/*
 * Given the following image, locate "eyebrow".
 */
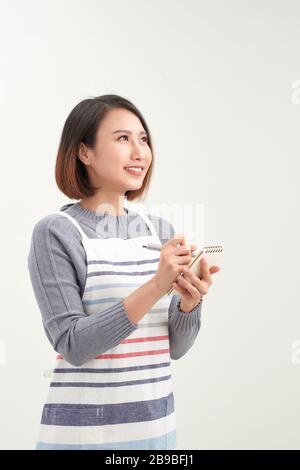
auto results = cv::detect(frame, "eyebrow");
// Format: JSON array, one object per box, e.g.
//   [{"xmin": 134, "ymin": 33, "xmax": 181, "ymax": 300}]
[{"xmin": 112, "ymin": 129, "xmax": 147, "ymax": 136}]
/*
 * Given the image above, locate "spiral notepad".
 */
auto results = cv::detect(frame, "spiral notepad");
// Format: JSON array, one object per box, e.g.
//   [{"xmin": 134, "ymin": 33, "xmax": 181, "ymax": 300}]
[{"xmin": 167, "ymin": 245, "xmax": 223, "ymax": 295}]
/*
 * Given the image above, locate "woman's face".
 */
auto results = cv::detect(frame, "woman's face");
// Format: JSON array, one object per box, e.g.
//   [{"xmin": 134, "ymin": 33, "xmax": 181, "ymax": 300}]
[{"xmin": 82, "ymin": 108, "xmax": 152, "ymax": 195}]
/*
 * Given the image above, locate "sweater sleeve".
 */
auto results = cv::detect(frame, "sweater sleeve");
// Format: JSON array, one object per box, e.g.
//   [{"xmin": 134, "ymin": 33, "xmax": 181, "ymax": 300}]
[
  {"xmin": 27, "ymin": 215, "xmax": 138, "ymax": 367},
  {"xmin": 150, "ymin": 215, "xmax": 202, "ymax": 360}
]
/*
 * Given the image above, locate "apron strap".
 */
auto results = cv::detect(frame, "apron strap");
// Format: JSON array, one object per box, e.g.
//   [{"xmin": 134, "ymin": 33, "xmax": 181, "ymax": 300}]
[
  {"xmin": 133, "ymin": 208, "xmax": 160, "ymax": 240},
  {"xmin": 53, "ymin": 211, "xmax": 89, "ymax": 240},
  {"xmin": 53, "ymin": 207, "xmax": 160, "ymax": 241}
]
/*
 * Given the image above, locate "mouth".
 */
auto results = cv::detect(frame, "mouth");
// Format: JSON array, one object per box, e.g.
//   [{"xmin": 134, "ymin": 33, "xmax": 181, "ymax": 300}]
[{"xmin": 124, "ymin": 166, "xmax": 144, "ymax": 177}]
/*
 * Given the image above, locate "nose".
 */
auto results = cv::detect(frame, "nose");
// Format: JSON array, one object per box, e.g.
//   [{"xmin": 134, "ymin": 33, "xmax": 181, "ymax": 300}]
[
  {"xmin": 130, "ymin": 140, "xmax": 151, "ymax": 164},
  {"xmin": 130, "ymin": 149, "xmax": 147, "ymax": 162},
  {"xmin": 130, "ymin": 156, "xmax": 148, "ymax": 167}
]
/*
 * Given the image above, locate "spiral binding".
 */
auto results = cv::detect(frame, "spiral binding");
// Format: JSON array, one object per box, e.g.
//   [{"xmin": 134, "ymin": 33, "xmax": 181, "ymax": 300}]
[{"xmin": 202, "ymin": 245, "xmax": 223, "ymax": 253}]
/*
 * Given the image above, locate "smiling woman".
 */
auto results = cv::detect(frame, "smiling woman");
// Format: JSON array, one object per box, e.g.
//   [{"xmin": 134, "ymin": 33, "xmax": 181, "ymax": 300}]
[{"xmin": 28, "ymin": 94, "xmax": 204, "ymax": 451}]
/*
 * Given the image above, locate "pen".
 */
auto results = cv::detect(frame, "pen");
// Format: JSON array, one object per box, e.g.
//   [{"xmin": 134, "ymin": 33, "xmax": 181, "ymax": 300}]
[{"xmin": 142, "ymin": 243, "xmax": 197, "ymax": 257}]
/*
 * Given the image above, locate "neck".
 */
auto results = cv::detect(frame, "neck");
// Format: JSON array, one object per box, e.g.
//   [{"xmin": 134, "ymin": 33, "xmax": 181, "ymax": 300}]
[{"xmin": 80, "ymin": 192, "xmax": 127, "ymax": 215}]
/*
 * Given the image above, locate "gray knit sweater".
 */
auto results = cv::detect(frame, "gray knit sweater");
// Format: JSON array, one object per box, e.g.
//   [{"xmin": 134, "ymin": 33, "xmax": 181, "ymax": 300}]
[{"xmin": 27, "ymin": 202, "xmax": 202, "ymax": 366}]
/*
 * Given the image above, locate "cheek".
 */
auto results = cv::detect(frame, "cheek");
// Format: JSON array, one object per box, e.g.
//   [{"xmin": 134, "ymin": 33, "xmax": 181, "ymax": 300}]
[
  {"xmin": 146, "ymin": 156, "xmax": 152, "ymax": 169},
  {"xmin": 94, "ymin": 157, "xmax": 125, "ymax": 179}
]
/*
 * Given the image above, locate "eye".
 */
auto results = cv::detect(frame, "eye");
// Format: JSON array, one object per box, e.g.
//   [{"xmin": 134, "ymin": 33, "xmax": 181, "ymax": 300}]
[{"xmin": 118, "ymin": 135, "xmax": 148, "ymax": 143}]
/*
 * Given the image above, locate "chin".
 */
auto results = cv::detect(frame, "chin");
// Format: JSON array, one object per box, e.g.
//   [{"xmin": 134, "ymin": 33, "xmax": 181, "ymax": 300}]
[
  {"xmin": 126, "ymin": 184, "xmax": 143, "ymax": 192},
  {"xmin": 123, "ymin": 179, "xmax": 144, "ymax": 189}
]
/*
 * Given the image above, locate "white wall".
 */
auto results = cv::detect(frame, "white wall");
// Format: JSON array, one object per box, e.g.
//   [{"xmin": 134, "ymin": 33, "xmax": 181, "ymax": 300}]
[{"xmin": 0, "ymin": 0, "xmax": 299, "ymax": 449}]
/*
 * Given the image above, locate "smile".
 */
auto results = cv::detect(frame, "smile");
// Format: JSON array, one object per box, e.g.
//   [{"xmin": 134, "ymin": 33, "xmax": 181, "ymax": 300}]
[{"xmin": 124, "ymin": 167, "xmax": 144, "ymax": 176}]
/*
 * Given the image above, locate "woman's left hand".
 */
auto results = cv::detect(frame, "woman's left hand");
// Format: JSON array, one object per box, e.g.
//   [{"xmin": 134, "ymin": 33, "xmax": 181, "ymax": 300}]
[{"xmin": 172, "ymin": 257, "xmax": 221, "ymax": 313}]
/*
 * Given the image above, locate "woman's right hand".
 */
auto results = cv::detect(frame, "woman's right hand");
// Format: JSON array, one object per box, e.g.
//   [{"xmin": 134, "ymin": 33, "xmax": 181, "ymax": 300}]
[{"xmin": 152, "ymin": 234, "xmax": 197, "ymax": 295}]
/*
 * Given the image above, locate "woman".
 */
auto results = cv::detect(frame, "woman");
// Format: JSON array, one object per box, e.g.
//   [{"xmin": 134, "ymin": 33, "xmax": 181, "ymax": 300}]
[{"xmin": 28, "ymin": 94, "xmax": 220, "ymax": 450}]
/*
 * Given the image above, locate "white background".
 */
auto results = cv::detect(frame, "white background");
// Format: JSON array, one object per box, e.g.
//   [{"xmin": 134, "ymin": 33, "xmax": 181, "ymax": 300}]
[{"xmin": 0, "ymin": 0, "xmax": 300, "ymax": 449}]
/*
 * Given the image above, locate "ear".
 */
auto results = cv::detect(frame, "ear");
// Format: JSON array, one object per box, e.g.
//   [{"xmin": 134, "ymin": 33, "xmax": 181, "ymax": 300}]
[{"xmin": 78, "ymin": 142, "xmax": 91, "ymax": 166}]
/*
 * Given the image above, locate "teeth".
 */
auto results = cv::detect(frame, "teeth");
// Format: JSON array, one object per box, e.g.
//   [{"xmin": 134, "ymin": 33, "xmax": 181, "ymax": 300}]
[{"xmin": 125, "ymin": 167, "xmax": 142, "ymax": 172}]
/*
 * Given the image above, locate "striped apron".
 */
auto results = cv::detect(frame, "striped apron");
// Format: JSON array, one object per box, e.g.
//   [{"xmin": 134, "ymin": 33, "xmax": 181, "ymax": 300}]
[{"xmin": 36, "ymin": 207, "xmax": 177, "ymax": 450}]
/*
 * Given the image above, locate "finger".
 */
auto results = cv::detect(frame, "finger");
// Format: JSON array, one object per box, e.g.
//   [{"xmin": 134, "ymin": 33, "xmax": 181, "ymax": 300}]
[
  {"xmin": 175, "ymin": 254, "xmax": 193, "ymax": 265},
  {"xmin": 182, "ymin": 270, "xmax": 203, "ymax": 290},
  {"xmin": 182, "ymin": 270, "xmax": 208, "ymax": 295},
  {"xmin": 210, "ymin": 265, "xmax": 221, "ymax": 274},
  {"xmin": 173, "ymin": 245, "xmax": 194, "ymax": 256},
  {"xmin": 177, "ymin": 274, "xmax": 199, "ymax": 298},
  {"xmin": 200, "ymin": 258, "xmax": 212, "ymax": 285},
  {"xmin": 170, "ymin": 233, "xmax": 186, "ymax": 247},
  {"xmin": 171, "ymin": 281, "xmax": 187, "ymax": 295}
]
